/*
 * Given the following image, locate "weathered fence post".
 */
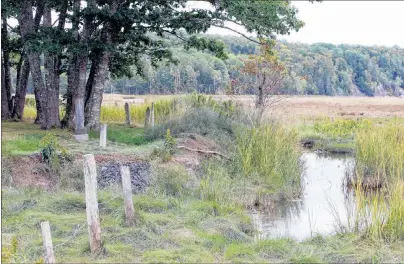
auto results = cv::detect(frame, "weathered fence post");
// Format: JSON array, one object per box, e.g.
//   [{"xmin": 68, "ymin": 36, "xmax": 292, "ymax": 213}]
[
  {"xmin": 41, "ymin": 221, "xmax": 56, "ymax": 264},
  {"xmin": 124, "ymin": 103, "xmax": 131, "ymax": 125},
  {"xmin": 83, "ymin": 154, "xmax": 102, "ymax": 256},
  {"xmin": 100, "ymin": 124, "xmax": 107, "ymax": 148},
  {"xmin": 121, "ymin": 166, "xmax": 136, "ymax": 226},
  {"xmin": 151, "ymin": 102, "xmax": 155, "ymax": 128},
  {"xmin": 74, "ymin": 98, "xmax": 88, "ymax": 142},
  {"xmin": 145, "ymin": 107, "xmax": 150, "ymax": 127}
]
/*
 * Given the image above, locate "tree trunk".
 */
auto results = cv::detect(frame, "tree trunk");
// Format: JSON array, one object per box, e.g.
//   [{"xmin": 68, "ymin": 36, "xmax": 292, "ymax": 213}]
[
  {"xmin": 32, "ymin": 2, "xmax": 45, "ymax": 124},
  {"xmin": 63, "ymin": 0, "xmax": 94, "ymax": 129},
  {"xmin": 2, "ymin": 16, "xmax": 12, "ymax": 114},
  {"xmin": 1, "ymin": 53, "xmax": 11, "ymax": 120},
  {"xmin": 42, "ymin": 6, "xmax": 60, "ymax": 128},
  {"xmin": 12, "ymin": 56, "xmax": 30, "ymax": 120},
  {"xmin": 18, "ymin": 0, "xmax": 49, "ymax": 129},
  {"xmin": 85, "ymin": 53, "xmax": 110, "ymax": 130},
  {"xmin": 84, "ymin": 1, "xmax": 118, "ymax": 130}
]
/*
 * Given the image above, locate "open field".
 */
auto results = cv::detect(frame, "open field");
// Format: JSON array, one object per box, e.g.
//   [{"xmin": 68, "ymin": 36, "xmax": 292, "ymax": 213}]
[{"xmin": 100, "ymin": 94, "xmax": 404, "ymax": 118}]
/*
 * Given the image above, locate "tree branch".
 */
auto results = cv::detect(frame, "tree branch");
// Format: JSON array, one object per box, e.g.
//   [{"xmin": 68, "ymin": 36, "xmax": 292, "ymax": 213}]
[
  {"xmin": 211, "ymin": 24, "xmax": 260, "ymax": 44},
  {"xmin": 177, "ymin": 145, "xmax": 230, "ymax": 159}
]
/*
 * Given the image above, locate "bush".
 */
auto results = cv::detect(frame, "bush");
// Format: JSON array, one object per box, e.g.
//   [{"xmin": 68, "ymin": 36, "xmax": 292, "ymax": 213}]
[{"xmin": 145, "ymin": 106, "xmax": 235, "ymax": 142}]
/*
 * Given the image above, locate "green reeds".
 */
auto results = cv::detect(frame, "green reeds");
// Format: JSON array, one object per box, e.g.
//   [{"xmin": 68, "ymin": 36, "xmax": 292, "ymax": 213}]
[
  {"xmin": 235, "ymin": 124, "xmax": 301, "ymax": 196},
  {"xmin": 352, "ymin": 121, "xmax": 404, "ymax": 241}
]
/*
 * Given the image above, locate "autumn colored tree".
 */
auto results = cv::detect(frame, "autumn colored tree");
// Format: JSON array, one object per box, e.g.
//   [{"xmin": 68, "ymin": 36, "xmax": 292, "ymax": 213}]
[{"xmin": 239, "ymin": 41, "xmax": 288, "ymax": 121}]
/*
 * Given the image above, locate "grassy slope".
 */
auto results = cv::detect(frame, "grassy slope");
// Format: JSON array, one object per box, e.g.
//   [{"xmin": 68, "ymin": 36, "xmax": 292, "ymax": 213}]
[
  {"xmin": 2, "ymin": 120, "xmax": 404, "ymax": 263},
  {"xmin": 3, "ymin": 187, "xmax": 404, "ymax": 263}
]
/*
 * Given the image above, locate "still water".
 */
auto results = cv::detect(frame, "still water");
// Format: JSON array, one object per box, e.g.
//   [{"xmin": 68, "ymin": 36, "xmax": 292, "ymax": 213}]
[{"xmin": 252, "ymin": 152, "xmax": 355, "ymax": 241}]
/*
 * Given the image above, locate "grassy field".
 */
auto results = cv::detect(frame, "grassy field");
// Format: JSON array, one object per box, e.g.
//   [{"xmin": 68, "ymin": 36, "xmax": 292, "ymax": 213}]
[{"xmin": 2, "ymin": 94, "xmax": 404, "ymax": 263}]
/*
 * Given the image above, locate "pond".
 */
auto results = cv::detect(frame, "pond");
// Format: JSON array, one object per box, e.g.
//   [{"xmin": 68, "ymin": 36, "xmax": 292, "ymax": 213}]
[{"xmin": 252, "ymin": 152, "xmax": 356, "ymax": 241}]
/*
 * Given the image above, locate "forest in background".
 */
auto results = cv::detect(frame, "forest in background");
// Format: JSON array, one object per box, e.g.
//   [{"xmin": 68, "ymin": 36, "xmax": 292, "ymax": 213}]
[
  {"xmin": 10, "ymin": 34, "xmax": 404, "ymax": 97},
  {"xmin": 101, "ymin": 35, "xmax": 404, "ymax": 97}
]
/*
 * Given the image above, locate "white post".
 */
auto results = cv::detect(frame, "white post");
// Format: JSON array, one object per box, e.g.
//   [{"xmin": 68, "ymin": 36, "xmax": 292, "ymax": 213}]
[
  {"xmin": 41, "ymin": 221, "xmax": 56, "ymax": 264},
  {"xmin": 121, "ymin": 166, "xmax": 136, "ymax": 226},
  {"xmin": 83, "ymin": 154, "xmax": 102, "ymax": 255},
  {"xmin": 99, "ymin": 124, "xmax": 107, "ymax": 148}
]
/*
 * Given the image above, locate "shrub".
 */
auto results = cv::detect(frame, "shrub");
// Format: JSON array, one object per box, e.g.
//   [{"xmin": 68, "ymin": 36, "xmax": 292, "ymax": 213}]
[{"xmin": 39, "ymin": 133, "xmax": 71, "ymax": 173}]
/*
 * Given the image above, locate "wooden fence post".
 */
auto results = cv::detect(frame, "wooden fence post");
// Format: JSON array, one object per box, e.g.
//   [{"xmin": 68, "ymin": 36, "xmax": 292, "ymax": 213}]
[
  {"xmin": 124, "ymin": 103, "xmax": 131, "ymax": 125},
  {"xmin": 121, "ymin": 166, "xmax": 136, "ymax": 226},
  {"xmin": 145, "ymin": 107, "xmax": 150, "ymax": 127},
  {"xmin": 83, "ymin": 154, "xmax": 102, "ymax": 256},
  {"xmin": 151, "ymin": 102, "xmax": 155, "ymax": 128},
  {"xmin": 100, "ymin": 124, "xmax": 107, "ymax": 148},
  {"xmin": 40, "ymin": 221, "xmax": 56, "ymax": 264}
]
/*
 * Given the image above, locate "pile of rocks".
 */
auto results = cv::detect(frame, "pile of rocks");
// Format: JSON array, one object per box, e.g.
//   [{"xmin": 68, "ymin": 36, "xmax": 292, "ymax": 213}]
[{"xmin": 98, "ymin": 161, "xmax": 151, "ymax": 193}]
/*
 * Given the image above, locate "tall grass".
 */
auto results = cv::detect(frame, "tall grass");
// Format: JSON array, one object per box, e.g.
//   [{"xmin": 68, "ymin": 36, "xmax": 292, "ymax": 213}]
[
  {"xmin": 313, "ymin": 117, "xmax": 372, "ymax": 138},
  {"xmin": 22, "ymin": 99, "xmax": 177, "ymax": 124},
  {"xmin": 100, "ymin": 99, "xmax": 176, "ymax": 125},
  {"xmin": 355, "ymin": 122, "xmax": 404, "ymax": 184},
  {"xmin": 352, "ymin": 122, "xmax": 404, "ymax": 241},
  {"xmin": 235, "ymin": 124, "xmax": 301, "ymax": 197}
]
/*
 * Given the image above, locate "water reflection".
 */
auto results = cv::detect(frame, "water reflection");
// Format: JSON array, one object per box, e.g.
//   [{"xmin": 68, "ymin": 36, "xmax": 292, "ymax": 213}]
[{"xmin": 252, "ymin": 152, "xmax": 355, "ymax": 241}]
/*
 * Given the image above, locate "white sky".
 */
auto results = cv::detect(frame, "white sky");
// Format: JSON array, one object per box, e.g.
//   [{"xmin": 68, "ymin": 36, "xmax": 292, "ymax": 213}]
[{"xmin": 195, "ymin": 1, "xmax": 404, "ymax": 48}]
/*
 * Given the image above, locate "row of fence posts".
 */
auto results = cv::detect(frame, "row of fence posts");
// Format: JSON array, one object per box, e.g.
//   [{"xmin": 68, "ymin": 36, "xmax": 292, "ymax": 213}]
[
  {"xmin": 97, "ymin": 102, "xmax": 155, "ymax": 149},
  {"xmin": 41, "ymin": 102, "xmax": 156, "ymax": 262},
  {"xmin": 124, "ymin": 102, "xmax": 155, "ymax": 127},
  {"xmin": 40, "ymin": 154, "xmax": 136, "ymax": 263}
]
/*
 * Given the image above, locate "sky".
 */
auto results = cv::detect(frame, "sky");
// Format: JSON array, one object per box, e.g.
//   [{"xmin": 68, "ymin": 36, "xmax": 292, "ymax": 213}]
[{"xmin": 190, "ymin": 1, "xmax": 404, "ymax": 48}]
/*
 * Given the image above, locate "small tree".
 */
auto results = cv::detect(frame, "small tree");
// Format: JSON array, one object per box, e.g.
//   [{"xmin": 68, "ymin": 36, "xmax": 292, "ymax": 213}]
[{"xmin": 239, "ymin": 41, "xmax": 288, "ymax": 122}]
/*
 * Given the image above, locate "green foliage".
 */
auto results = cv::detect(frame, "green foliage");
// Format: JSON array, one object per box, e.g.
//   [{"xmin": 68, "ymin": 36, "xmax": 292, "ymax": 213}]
[
  {"xmin": 106, "ymin": 37, "xmax": 404, "ymax": 96},
  {"xmin": 1, "ymin": 236, "xmax": 18, "ymax": 263},
  {"xmin": 163, "ymin": 129, "xmax": 176, "ymax": 156},
  {"xmin": 39, "ymin": 133, "xmax": 70, "ymax": 173}
]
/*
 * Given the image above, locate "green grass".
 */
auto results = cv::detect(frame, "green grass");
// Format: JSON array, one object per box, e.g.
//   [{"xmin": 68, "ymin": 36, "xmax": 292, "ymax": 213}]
[
  {"xmin": 3, "ymin": 186, "xmax": 404, "ymax": 263},
  {"xmin": 89, "ymin": 124, "xmax": 148, "ymax": 145},
  {"xmin": 350, "ymin": 122, "xmax": 404, "ymax": 242},
  {"xmin": 235, "ymin": 124, "xmax": 301, "ymax": 197}
]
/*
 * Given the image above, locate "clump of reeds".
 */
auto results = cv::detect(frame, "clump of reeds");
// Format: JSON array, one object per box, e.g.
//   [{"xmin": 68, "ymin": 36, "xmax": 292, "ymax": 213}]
[
  {"xmin": 235, "ymin": 124, "xmax": 301, "ymax": 197},
  {"xmin": 351, "ymin": 121, "xmax": 404, "ymax": 241}
]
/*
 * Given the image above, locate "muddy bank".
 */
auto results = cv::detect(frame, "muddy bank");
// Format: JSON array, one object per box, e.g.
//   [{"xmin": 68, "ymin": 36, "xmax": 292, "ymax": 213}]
[{"xmin": 1, "ymin": 153, "xmax": 151, "ymax": 192}]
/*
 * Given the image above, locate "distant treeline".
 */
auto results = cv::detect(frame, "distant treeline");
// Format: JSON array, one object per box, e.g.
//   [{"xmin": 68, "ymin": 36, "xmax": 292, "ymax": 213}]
[{"xmin": 20, "ymin": 35, "xmax": 404, "ymax": 97}]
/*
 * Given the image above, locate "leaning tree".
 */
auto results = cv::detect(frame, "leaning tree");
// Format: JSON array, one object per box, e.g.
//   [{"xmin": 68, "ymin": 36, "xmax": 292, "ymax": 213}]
[{"xmin": 2, "ymin": 0, "xmax": 311, "ymax": 129}]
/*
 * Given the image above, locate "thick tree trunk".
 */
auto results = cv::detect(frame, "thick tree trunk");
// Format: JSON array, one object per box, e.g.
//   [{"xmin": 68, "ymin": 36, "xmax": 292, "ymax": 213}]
[
  {"xmin": 84, "ymin": 1, "xmax": 118, "ymax": 129},
  {"xmin": 63, "ymin": 55, "xmax": 79, "ymax": 128},
  {"xmin": 63, "ymin": 0, "xmax": 94, "ymax": 129},
  {"xmin": 2, "ymin": 17, "xmax": 13, "ymax": 114},
  {"xmin": 85, "ymin": 52, "xmax": 110, "ymax": 129},
  {"xmin": 1, "ymin": 53, "xmax": 11, "ymax": 120},
  {"xmin": 12, "ymin": 56, "xmax": 30, "ymax": 120},
  {"xmin": 18, "ymin": 0, "xmax": 49, "ymax": 129},
  {"xmin": 32, "ymin": 2, "xmax": 45, "ymax": 124},
  {"xmin": 43, "ymin": 6, "xmax": 60, "ymax": 128}
]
